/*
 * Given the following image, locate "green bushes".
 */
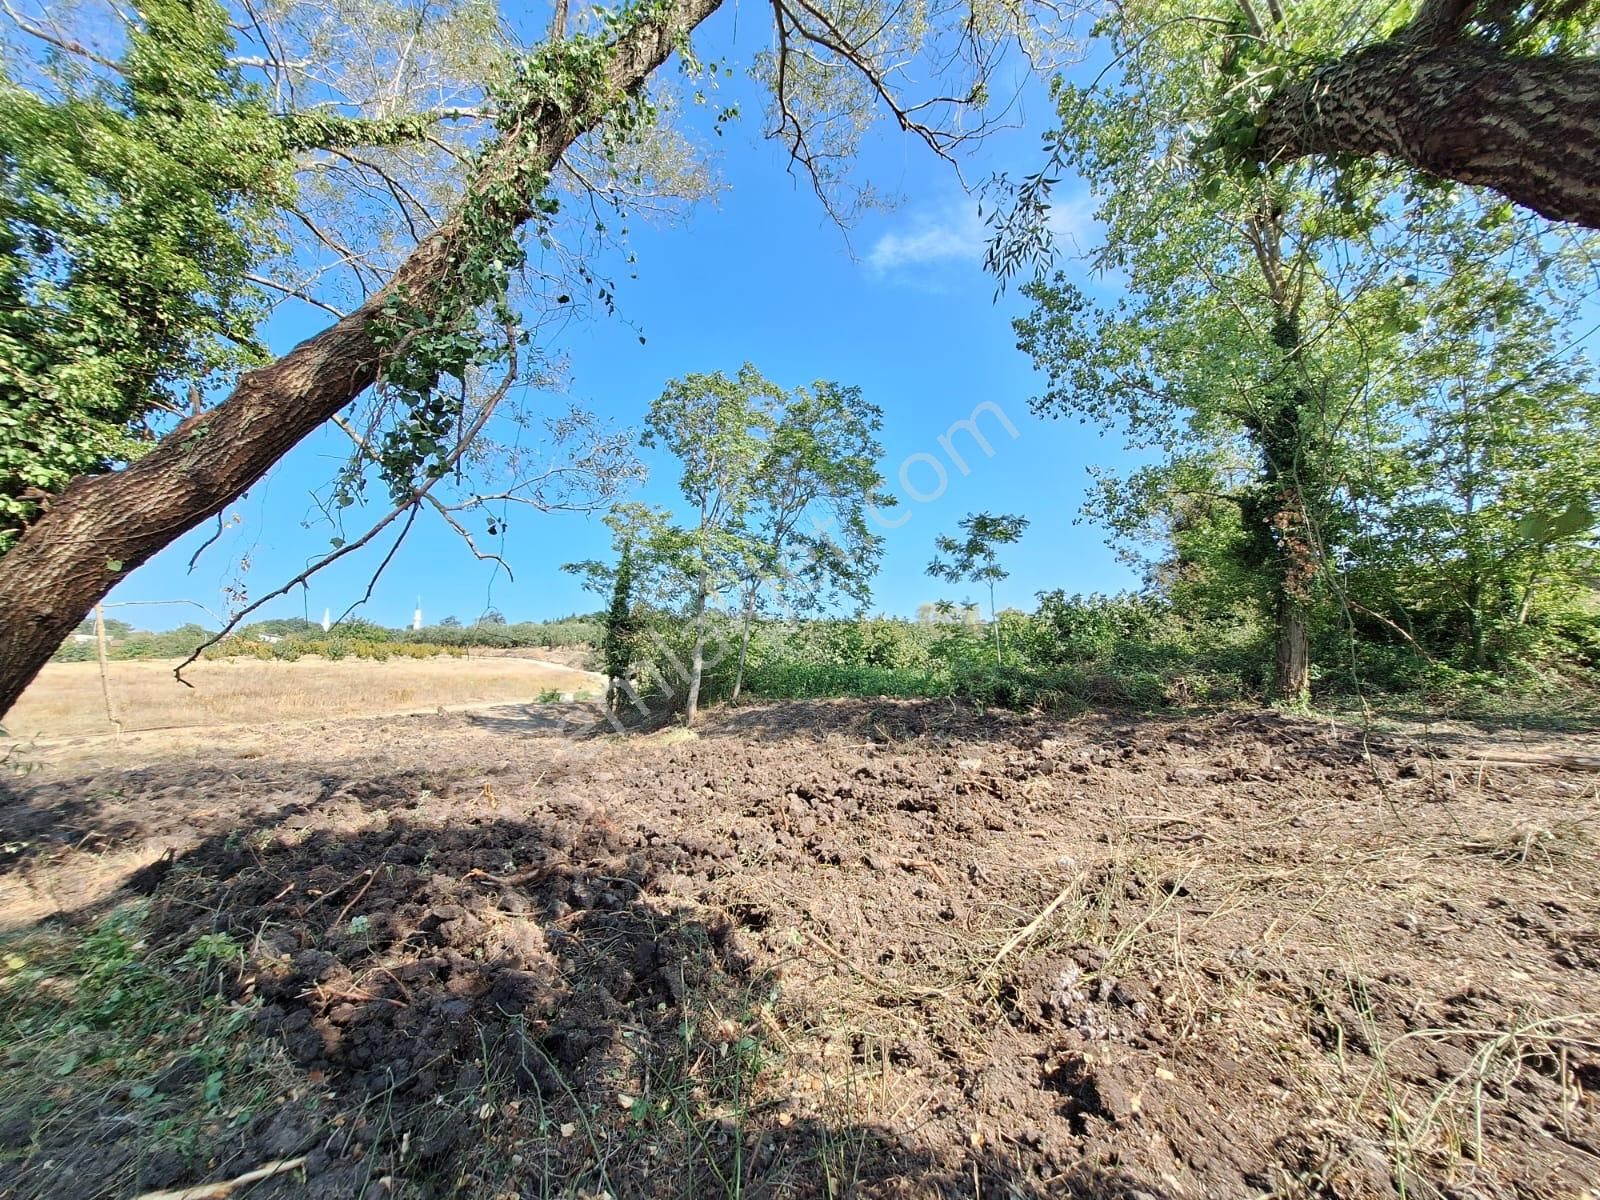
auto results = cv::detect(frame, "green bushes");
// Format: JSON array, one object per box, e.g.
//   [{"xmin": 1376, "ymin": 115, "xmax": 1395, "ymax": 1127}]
[
  {"xmin": 614, "ymin": 595, "xmax": 1273, "ymax": 715},
  {"xmin": 401, "ymin": 616, "xmax": 601, "ymax": 650},
  {"xmin": 744, "ymin": 662, "xmax": 945, "ymax": 700},
  {"xmin": 203, "ymin": 636, "xmax": 274, "ymax": 660},
  {"xmin": 279, "ymin": 639, "xmax": 463, "ymax": 661},
  {"xmin": 52, "ymin": 615, "xmax": 572, "ymax": 663},
  {"xmin": 55, "ymin": 633, "xmax": 466, "ymax": 664}
]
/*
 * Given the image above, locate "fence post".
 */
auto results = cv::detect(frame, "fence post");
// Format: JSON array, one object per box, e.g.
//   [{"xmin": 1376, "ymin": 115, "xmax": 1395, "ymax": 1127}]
[{"xmin": 94, "ymin": 604, "xmax": 124, "ymax": 738}]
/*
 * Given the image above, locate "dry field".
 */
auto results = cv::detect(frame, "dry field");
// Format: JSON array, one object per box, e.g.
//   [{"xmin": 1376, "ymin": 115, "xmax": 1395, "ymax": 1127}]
[
  {"xmin": 2, "ymin": 656, "xmax": 604, "ymax": 739},
  {"xmin": 2, "ymin": 699, "xmax": 1599, "ymax": 1200}
]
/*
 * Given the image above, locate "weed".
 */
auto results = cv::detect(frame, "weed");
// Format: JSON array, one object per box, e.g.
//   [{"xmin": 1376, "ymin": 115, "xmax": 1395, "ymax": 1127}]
[{"xmin": 0, "ymin": 906, "xmax": 300, "ymax": 1196}]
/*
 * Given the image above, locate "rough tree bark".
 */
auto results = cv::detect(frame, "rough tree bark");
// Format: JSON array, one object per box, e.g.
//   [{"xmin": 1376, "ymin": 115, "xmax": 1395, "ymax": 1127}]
[
  {"xmin": 1273, "ymin": 589, "xmax": 1311, "ymax": 705},
  {"xmin": 0, "ymin": 0, "xmax": 724, "ymax": 719},
  {"xmin": 1251, "ymin": 12, "xmax": 1600, "ymax": 229}
]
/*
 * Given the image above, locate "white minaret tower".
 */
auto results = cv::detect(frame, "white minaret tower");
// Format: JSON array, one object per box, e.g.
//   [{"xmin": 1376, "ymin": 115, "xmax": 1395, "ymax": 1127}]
[
  {"xmin": 321, "ymin": 607, "xmax": 331, "ymax": 632},
  {"xmin": 413, "ymin": 596, "xmax": 423, "ymax": 631}
]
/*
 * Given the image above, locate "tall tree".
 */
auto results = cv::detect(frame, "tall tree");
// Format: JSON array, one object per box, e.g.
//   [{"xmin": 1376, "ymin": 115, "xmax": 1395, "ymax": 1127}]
[
  {"xmin": 1339, "ymin": 255, "xmax": 1600, "ymax": 669},
  {"xmin": 599, "ymin": 540, "xmax": 643, "ymax": 712},
  {"xmin": 729, "ymin": 382, "xmax": 891, "ymax": 700},
  {"xmin": 644, "ymin": 364, "xmax": 778, "ymax": 724},
  {"xmin": 1011, "ymin": 0, "xmax": 1597, "ymax": 703},
  {"xmin": 0, "ymin": 0, "xmax": 1048, "ymax": 717},
  {"xmin": 927, "ymin": 512, "xmax": 1028, "ymax": 665}
]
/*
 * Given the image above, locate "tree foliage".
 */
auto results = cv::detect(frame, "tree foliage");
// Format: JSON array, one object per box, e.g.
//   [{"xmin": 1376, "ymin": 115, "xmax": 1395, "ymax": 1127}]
[
  {"xmin": 0, "ymin": 0, "xmax": 284, "ymax": 548},
  {"xmin": 927, "ymin": 511, "xmax": 1028, "ymax": 664},
  {"xmin": 1013, "ymin": 0, "xmax": 1599, "ymax": 701},
  {"xmin": 567, "ymin": 363, "xmax": 889, "ymax": 720},
  {"xmin": 600, "ymin": 540, "xmax": 644, "ymax": 711}
]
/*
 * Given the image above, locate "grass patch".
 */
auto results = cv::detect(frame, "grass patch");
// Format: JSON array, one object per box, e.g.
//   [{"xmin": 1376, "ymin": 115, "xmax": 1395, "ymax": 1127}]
[
  {"xmin": 744, "ymin": 663, "xmax": 946, "ymax": 701},
  {"xmin": 0, "ymin": 906, "xmax": 304, "ymax": 1196}
]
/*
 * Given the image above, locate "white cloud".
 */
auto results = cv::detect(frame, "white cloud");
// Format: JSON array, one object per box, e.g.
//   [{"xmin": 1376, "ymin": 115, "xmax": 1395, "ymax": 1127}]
[
  {"xmin": 865, "ymin": 204, "xmax": 986, "ymax": 274},
  {"xmin": 864, "ymin": 192, "xmax": 1099, "ymax": 279}
]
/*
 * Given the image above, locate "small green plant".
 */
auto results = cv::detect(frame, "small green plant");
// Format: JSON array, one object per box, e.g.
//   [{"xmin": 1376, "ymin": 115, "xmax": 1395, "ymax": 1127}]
[{"xmin": 0, "ymin": 907, "xmax": 293, "ymax": 1195}]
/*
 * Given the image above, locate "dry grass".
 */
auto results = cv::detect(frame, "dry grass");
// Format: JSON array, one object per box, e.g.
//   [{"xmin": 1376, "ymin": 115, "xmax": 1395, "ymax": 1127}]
[{"xmin": 4, "ymin": 656, "xmax": 604, "ymax": 738}]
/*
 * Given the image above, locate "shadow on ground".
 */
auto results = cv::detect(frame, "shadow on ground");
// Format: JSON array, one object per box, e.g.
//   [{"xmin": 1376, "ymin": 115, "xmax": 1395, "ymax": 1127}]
[
  {"xmin": 1, "ymin": 800, "xmax": 1175, "ymax": 1199},
  {"xmin": 463, "ymin": 700, "xmax": 608, "ymax": 738}
]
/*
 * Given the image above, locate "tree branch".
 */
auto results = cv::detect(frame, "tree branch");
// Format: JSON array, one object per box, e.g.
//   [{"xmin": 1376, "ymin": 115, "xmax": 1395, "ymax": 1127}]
[
  {"xmin": 0, "ymin": 0, "xmax": 120, "ymax": 70},
  {"xmin": 0, "ymin": 0, "xmax": 727, "ymax": 717},
  {"xmin": 1251, "ymin": 32, "xmax": 1600, "ymax": 229}
]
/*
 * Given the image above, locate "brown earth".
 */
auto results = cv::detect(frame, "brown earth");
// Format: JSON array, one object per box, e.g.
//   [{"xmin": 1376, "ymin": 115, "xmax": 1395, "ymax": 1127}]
[{"xmin": 2, "ymin": 700, "xmax": 1598, "ymax": 1199}]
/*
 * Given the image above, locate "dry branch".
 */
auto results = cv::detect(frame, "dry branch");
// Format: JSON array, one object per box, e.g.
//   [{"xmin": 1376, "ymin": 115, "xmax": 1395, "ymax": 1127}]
[{"xmin": 132, "ymin": 1157, "xmax": 308, "ymax": 1200}]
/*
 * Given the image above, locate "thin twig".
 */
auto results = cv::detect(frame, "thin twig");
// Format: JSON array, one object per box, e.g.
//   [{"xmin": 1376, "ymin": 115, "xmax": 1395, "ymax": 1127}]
[{"xmin": 982, "ymin": 874, "xmax": 1083, "ymax": 979}]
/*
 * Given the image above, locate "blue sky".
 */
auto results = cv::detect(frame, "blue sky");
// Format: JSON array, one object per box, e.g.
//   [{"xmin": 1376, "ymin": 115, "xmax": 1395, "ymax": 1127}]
[{"xmin": 107, "ymin": 12, "xmax": 1144, "ymax": 631}]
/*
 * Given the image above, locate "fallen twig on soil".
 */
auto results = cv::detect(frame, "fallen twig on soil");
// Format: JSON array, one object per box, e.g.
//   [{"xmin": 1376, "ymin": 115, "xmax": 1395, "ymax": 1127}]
[
  {"xmin": 132, "ymin": 1156, "xmax": 308, "ymax": 1200},
  {"xmin": 1458, "ymin": 751, "xmax": 1600, "ymax": 772},
  {"xmin": 982, "ymin": 874, "xmax": 1083, "ymax": 980},
  {"xmin": 333, "ymin": 864, "xmax": 381, "ymax": 927},
  {"xmin": 799, "ymin": 927, "xmax": 950, "ymax": 1000},
  {"xmin": 301, "ymin": 868, "xmax": 373, "ymax": 914}
]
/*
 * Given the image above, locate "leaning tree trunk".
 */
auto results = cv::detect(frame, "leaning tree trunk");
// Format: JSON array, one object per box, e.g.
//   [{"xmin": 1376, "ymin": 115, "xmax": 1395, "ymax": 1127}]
[
  {"xmin": 1252, "ymin": 36, "xmax": 1600, "ymax": 230},
  {"xmin": 0, "ymin": 0, "xmax": 724, "ymax": 721}
]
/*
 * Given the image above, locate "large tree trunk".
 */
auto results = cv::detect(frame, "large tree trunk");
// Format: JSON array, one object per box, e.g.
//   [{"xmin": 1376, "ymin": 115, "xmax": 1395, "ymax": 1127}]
[
  {"xmin": 1273, "ymin": 589, "xmax": 1311, "ymax": 706},
  {"xmin": 1252, "ymin": 36, "xmax": 1600, "ymax": 229},
  {"xmin": 1255, "ymin": 300, "xmax": 1320, "ymax": 708},
  {"xmin": 0, "ymin": 0, "xmax": 724, "ymax": 720}
]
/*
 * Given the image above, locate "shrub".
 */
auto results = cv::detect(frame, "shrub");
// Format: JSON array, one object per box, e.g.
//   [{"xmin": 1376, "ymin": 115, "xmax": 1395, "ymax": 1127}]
[{"xmin": 745, "ymin": 662, "xmax": 942, "ymax": 700}]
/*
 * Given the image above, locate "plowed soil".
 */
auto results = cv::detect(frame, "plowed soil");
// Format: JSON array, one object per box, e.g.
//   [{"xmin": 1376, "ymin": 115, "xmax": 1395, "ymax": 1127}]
[{"xmin": 2, "ymin": 700, "xmax": 1598, "ymax": 1199}]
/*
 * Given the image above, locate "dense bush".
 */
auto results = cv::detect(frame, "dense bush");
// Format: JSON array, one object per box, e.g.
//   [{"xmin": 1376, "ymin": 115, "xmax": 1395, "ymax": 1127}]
[
  {"xmin": 53, "ymin": 612, "xmax": 596, "ymax": 664},
  {"xmin": 617, "ymin": 593, "xmax": 1277, "ymax": 715},
  {"xmin": 745, "ymin": 662, "xmax": 944, "ymax": 700},
  {"xmin": 401, "ymin": 616, "xmax": 601, "ymax": 650}
]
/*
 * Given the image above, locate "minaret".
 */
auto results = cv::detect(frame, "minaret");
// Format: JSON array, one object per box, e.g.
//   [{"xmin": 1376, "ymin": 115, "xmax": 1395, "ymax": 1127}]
[
  {"xmin": 413, "ymin": 597, "xmax": 423, "ymax": 631},
  {"xmin": 321, "ymin": 607, "xmax": 331, "ymax": 633}
]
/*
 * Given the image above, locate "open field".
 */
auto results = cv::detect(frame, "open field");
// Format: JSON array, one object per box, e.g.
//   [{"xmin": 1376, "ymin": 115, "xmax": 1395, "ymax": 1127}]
[
  {"xmin": 2, "ymin": 699, "xmax": 1599, "ymax": 1199},
  {"xmin": 3, "ymin": 656, "xmax": 605, "ymax": 739}
]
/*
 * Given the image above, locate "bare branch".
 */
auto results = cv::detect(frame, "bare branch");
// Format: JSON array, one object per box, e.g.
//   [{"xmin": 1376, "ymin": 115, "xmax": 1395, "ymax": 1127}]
[
  {"xmin": 245, "ymin": 273, "xmax": 348, "ymax": 318},
  {"xmin": 173, "ymin": 335, "xmax": 519, "ymax": 679},
  {"xmin": 1, "ymin": 0, "xmax": 120, "ymax": 69}
]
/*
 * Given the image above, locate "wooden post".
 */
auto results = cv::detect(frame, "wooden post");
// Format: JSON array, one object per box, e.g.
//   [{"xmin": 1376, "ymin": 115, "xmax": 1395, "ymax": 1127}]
[{"xmin": 94, "ymin": 604, "xmax": 123, "ymax": 737}]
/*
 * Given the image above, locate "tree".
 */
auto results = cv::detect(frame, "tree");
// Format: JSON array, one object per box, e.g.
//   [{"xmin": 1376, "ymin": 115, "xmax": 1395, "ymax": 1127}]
[
  {"xmin": 476, "ymin": 609, "xmax": 507, "ymax": 626},
  {"xmin": 1011, "ymin": 0, "xmax": 1597, "ymax": 704},
  {"xmin": 439, "ymin": 615, "xmax": 462, "ymax": 628},
  {"xmin": 728, "ymin": 382, "xmax": 891, "ymax": 700},
  {"xmin": 927, "ymin": 512, "xmax": 1028, "ymax": 665},
  {"xmin": 1337, "ymin": 256, "xmax": 1600, "ymax": 670},
  {"xmin": 73, "ymin": 615, "xmax": 134, "ymax": 639},
  {"xmin": 1236, "ymin": 0, "xmax": 1600, "ymax": 229},
  {"xmin": 600, "ymin": 541, "xmax": 643, "ymax": 712},
  {"xmin": 643, "ymin": 364, "xmax": 778, "ymax": 724},
  {"xmin": 0, "ymin": 0, "xmax": 1044, "ymax": 717}
]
